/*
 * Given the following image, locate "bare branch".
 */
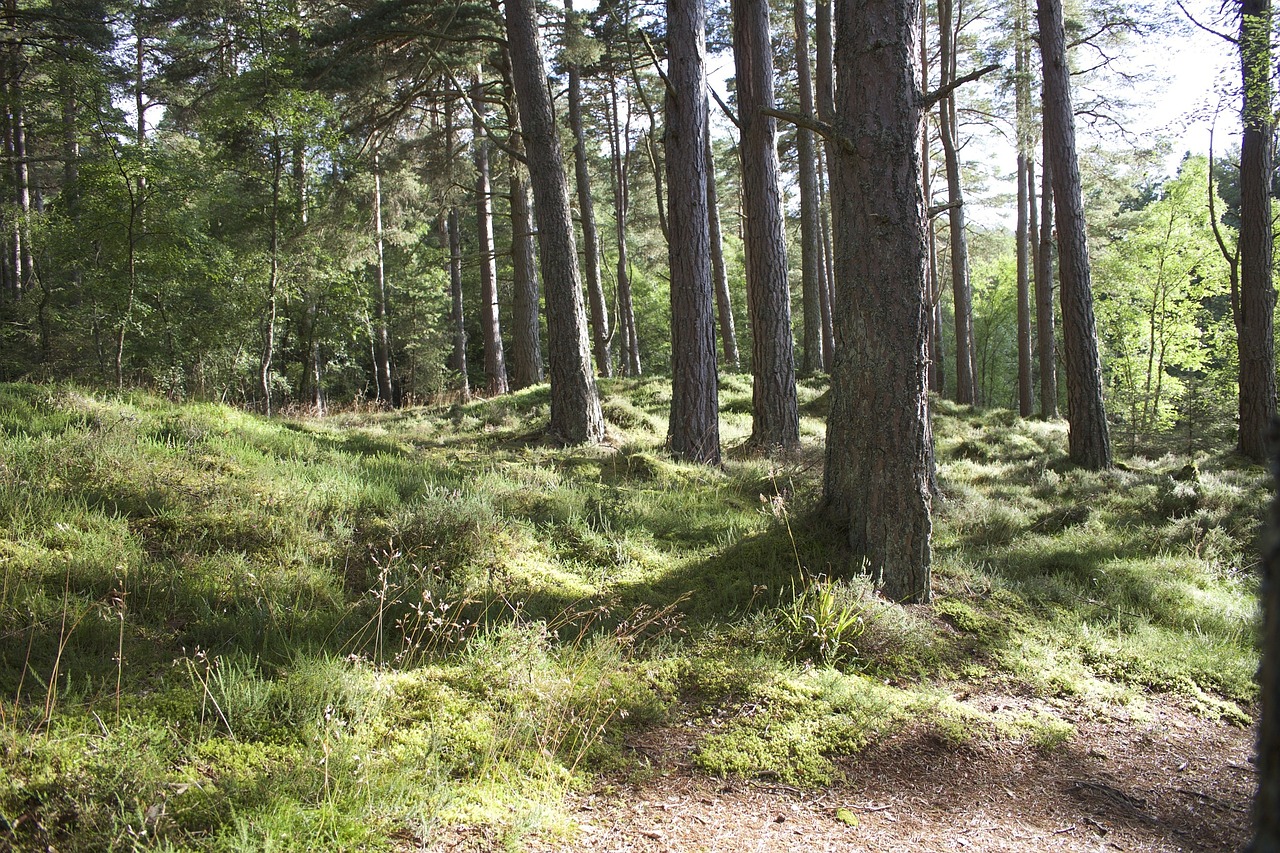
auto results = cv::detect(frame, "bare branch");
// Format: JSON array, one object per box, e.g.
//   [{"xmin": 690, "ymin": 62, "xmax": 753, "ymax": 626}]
[
  {"xmin": 1174, "ymin": 0, "xmax": 1237, "ymax": 45},
  {"xmin": 922, "ymin": 63, "xmax": 1000, "ymax": 110},
  {"xmin": 762, "ymin": 108, "xmax": 855, "ymax": 154},
  {"xmin": 711, "ymin": 87, "xmax": 741, "ymax": 129}
]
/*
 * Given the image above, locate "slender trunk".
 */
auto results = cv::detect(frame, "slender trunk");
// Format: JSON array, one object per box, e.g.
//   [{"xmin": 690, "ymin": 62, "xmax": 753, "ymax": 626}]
[
  {"xmin": 504, "ymin": 0, "xmax": 605, "ymax": 444},
  {"xmin": 938, "ymin": 0, "xmax": 976, "ymax": 405},
  {"xmin": 815, "ymin": 0, "xmax": 837, "ymax": 373},
  {"xmin": 446, "ymin": 209, "xmax": 470, "ymax": 401},
  {"xmin": 705, "ymin": 113, "xmax": 740, "ymax": 372},
  {"xmin": 733, "ymin": 0, "xmax": 799, "ymax": 450},
  {"xmin": 608, "ymin": 76, "xmax": 642, "ymax": 376},
  {"xmin": 1016, "ymin": 152, "xmax": 1033, "ymax": 417},
  {"xmin": 824, "ymin": 0, "xmax": 932, "ymax": 603},
  {"xmin": 565, "ymin": 0, "xmax": 612, "ymax": 376},
  {"xmin": 371, "ymin": 155, "xmax": 395, "ymax": 404},
  {"xmin": 473, "ymin": 70, "xmax": 509, "ymax": 396},
  {"xmin": 1037, "ymin": 0, "xmax": 1111, "ymax": 468},
  {"xmin": 1236, "ymin": 0, "xmax": 1276, "ymax": 461},
  {"xmin": 794, "ymin": 0, "xmax": 824, "ymax": 374},
  {"xmin": 1034, "ymin": 149, "xmax": 1058, "ymax": 418},
  {"xmin": 509, "ymin": 169, "xmax": 544, "ymax": 388},
  {"xmin": 666, "ymin": 0, "xmax": 720, "ymax": 464},
  {"xmin": 260, "ymin": 141, "xmax": 282, "ymax": 415},
  {"xmin": 817, "ymin": 154, "xmax": 836, "ymax": 372},
  {"xmin": 629, "ymin": 52, "xmax": 670, "ymax": 242}
]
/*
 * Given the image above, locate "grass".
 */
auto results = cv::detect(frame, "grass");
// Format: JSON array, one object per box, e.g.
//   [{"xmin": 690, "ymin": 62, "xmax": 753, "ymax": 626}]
[{"xmin": 0, "ymin": 381, "xmax": 1266, "ymax": 850}]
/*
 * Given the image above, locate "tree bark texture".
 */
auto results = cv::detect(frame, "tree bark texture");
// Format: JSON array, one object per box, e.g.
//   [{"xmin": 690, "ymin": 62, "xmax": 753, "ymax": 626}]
[
  {"xmin": 938, "ymin": 0, "xmax": 976, "ymax": 405},
  {"xmin": 815, "ymin": 0, "xmax": 837, "ymax": 372},
  {"xmin": 665, "ymin": 0, "xmax": 721, "ymax": 464},
  {"xmin": 794, "ymin": 0, "xmax": 825, "ymax": 375},
  {"xmin": 505, "ymin": 0, "xmax": 605, "ymax": 444},
  {"xmin": 566, "ymin": 0, "xmax": 613, "ymax": 377},
  {"xmin": 732, "ymin": 0, "xmax": 799, "ymax": 450},
  {"xmin": 473, "ymin": 71, "xmax": 509, "ymax": 397},
  {"xmin": 1236, "ymin": 0, "xmax": 1276, "ymax": 461},
  {"xmin": 1037, "ymin": 0, "xmax": 1111, "ymax": 468},
  {"xmin": 1035, "ymin": 148, "xmax": 1058, "ymax": 418},
  {"xmin": 823, "ymin": 0, "xmax": 932, "ymax": 604},
  {"xmin": 1254, "ymin": 426, "xmax": 1280, "ymax": 852},
  {"xmin": 705, "ymin": 120, "xmax": 740, "ymax": 372}
]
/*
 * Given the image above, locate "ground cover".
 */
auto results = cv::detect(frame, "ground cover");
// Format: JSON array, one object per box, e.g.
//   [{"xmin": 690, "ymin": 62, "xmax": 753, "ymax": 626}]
[{"xmin": 0, "ymin": 379, "xmax": 1264, "ymax": 851}]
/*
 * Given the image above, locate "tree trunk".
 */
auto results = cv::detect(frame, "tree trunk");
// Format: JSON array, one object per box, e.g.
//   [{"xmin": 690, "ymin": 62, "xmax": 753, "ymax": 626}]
[
  {"xmin": 509, "ymin": 168, "xmax": 544, "ymax": 388},
  {"xmin": 504, "ymin": 0, "xmax": 605, "ymax": 445},
  {"xmin": 794, "ymin": 0, "xmax": 824, "ymax": 374},
  {"xmin": 1034, "ymin": 149, "xmax": 1058, "ymax": 418},
  {"xmin": 824, "ymin": 0, "xmax": 932, "ymax": 604},
  {"xmin": 1037, "ymin": 0, "xmax": 1111, "ymax": 469},
  {"xmin": 1236, "ymin": 0, "xmax": 1276, "ymax": 461},
  {"xmin": 938, "ymin": 0, "xmax": 975, "ymax": 405},
  {"xmin": 732, "ymin": 0, "xmax": 799, "ymax": 450},
  {"xmin": 1015, "ymin": 4, "xmax": 1034, "ymax": 418},
  {"xmin": 665, "ymin": 0, "xmax": 721, "ymax": 464},
  {"xmin": 371, "ymin": 154, "xmax": 395, "ymax": 405},
  {"xmin": 473, "ymin": 70, "xmax": 509, "ymax": 396},
  {"xmin": 260, "ymin": 141, "xmax": 282, "ymax": 415},
  {"xmin": 446, "ymin": 209, "xmax": 470, "ymax": 401},
  {"xmin": 607, "ymin": 76, "xmax": 642, "ymax": 376},
  {"xmin": 565, "ymin": 0, "xmax": 612, "ymax": 377},
  {"xmin": 815, "ymin": 0, "xmax": 837, "ymax": 372},
  {"xmin": 705, "ymin": 117, "xmax": 740, "ymax": 372}
]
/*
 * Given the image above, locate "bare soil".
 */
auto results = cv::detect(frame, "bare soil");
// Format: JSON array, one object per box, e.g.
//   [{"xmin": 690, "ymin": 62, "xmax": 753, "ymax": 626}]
[{"xmin": 492, "ymin": 692, "xmax": 1255, "ymax": 853}]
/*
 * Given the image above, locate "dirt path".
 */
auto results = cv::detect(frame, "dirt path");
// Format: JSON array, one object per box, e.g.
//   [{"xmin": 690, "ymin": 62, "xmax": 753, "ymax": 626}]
[{"xmin": 508, "ymin": 695, "xmax": 1255, "ymax": 853}]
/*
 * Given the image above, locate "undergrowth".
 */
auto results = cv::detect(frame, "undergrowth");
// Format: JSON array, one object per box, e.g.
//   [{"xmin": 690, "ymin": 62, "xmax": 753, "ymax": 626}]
[{"xmin": 0, "ymin": 382, "xmax": 1265, "ymax": 850}]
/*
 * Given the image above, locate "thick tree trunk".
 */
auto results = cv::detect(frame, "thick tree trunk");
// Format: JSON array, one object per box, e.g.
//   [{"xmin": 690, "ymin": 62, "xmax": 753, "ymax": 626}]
[
  {"xmin": 938, "ymin": 0, "xmax": 975, "ymax": 405},
  {"xmin": 1037, "ymin": 0, "xmax": 1111, "ymax": 468},
  {"xmin": 732, "ymin": 0, "xmax": 799, "ymax": 450},
  {"xmin": 1034, "ymin": 149, "xmax": 1058, "ymax": 418},
  {"xmin": 665, "ymin": 0, "xmax": 720, "ymax": 464},
  {"xmin": 1255, "ymin": 426, "xmax": 1280, "ymax": 851},
  {"xmin": 473, "ymin": 71, "xmax": 509, "ymax": 396},
  {"xmin": 705, "ymin": 118, "xmax": 740, "ymax": 372},
  {"xmin": 371, "ymin": 156, "xmax": 395, "ymax": 405},
  {"xmin": 794, "ymin": 0, "xmax": 824, "ymax": 374},
  {"xmin": 824, "ymin": 0, "xmax": 932, "ymax": 604},
  {"xmin": 1236, "ymin": 0, "xmax": 1276, "ymax": 461},
  {"xmin": 504, "ymin": 0, "xmax": 605, "ymax": 444},
  {"xmin": 565, "ymin": 0, "xmax": 612, "ymax": 377}
]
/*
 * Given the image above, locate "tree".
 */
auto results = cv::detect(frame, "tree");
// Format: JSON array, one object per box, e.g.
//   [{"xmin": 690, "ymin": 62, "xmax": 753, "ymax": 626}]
[
  {"xmin": 793, "ymin": 0, "xmax": 825, "ymax": 375},
  {"xmin": 504, "ymin": 0, "xmax": 605, "ymax": 445},
  {"xmin": 1037, "ymin": 0, "xmax": 1111, "ymax": 469},
  {"xmin": 732, "ymin": 0, "xmax": 799, "ymax": 451},
  {"xmin": 823, "ymin": 0, "xmax": 932, "ymax": 603},
  {"xmin": 1035, "ymin": 139, "xmax": 1058, "ymax": 419},
  {"xmin": 473, "ymin": 69, "xmax": 509, "ymax": 397},
  {"xmin": 665, "ymin": 0, "xmax": 721, "ymax": 464},
  {"xmin": 1235, "ymin": 0, "xmax": 1275, "ymax": 461}
]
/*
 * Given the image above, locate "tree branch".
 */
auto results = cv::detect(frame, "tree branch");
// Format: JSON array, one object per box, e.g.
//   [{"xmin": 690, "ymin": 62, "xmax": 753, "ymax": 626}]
[
  {"xmin": 712, "ymin": 87, "xmax": 741, "ymax": 129},
  {"xmin": 762, "ymin": 108, "xmax": 854, "ymax": 154},
  {"xmin": 1174, "ymin": 0, "xmax": 1237, "ymax": 45},
  {"xmin": 921, "ymin": 63, "xmax": 1000, "ymax": 110}
]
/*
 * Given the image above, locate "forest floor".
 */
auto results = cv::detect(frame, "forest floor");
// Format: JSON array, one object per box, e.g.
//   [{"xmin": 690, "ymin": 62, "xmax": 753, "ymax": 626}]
[
  {"xmin": 0, "ymin": 378, "xmax": 1266, "ymax": 852},
  {"xmin": 512, "ymin": 692, "xmax": 1254, "ymax": 853}
]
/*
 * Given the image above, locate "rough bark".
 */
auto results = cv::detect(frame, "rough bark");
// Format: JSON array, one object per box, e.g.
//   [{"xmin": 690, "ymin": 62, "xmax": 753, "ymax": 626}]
[
  {"xmin": 565, "ymin": 0, "xmax": 612, "ymax": 378},
  {"xmin": 823, "ymin": 0, "xmax": 932, "ymax": 604},
  {"xmin": 665, "ymin": 0, "xmax": 720, "ymax": 464},
  {"xmin": 504, "ymin": 0, "xmax": 605, "ymax": 444},
  {"xmin": 1236, "ymin": 0, "xmax": 1276, "ymax": 461},
  {"xmin": 732, "ymin": 0, "xmax": 799, "ymax": 450},
  {"xmin": 705, "ymin": 119, "xmax": 740, "ymax": 372},
  {"xmin": 1255, "ymin": 426, "xmax": 1280, "ymax": 851},
  {"xmin": 1035, "ymin": 148, "xmax": 1058, "ymax": 418},
  {"xmin": 938, "ymin": 0, "xmax": 976, "ymax": 405},
  {"xmin": 794, "ymin": 0, "xmax": 825, "ymax": 374},
  {"xmin": 815, "ymin": 0, "xmax": 837, "ymax": 372},
  {"xmin": 473, "ymin": 70, "xmax": 509, "ymax": 396},
  {"xmin": 1037, "ymin": 0, "xmax": 1111, "ymax": 468}
]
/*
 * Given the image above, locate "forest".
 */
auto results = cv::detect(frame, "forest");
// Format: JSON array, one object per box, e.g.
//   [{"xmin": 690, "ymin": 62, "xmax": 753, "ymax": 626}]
[{"xmin": 1, "ymin": 0, "xmax": 1279, "ymax": 849}]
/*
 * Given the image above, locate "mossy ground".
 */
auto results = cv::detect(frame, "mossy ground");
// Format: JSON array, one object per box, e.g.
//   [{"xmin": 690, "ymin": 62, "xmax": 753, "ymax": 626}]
[{"xmin": 0, "ymin": 380, "xmax": 1265, "ymax": 850}]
